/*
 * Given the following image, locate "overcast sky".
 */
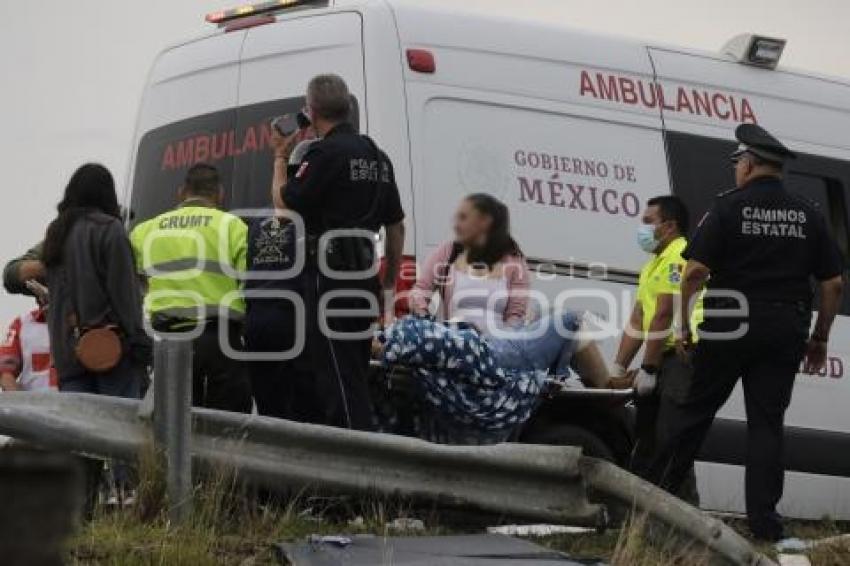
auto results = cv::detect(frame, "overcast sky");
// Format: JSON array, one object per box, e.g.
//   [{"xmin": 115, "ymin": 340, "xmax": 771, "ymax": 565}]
[{"xmin": 0, "ymin": 0, "xmax": 848, "ymax": 321}]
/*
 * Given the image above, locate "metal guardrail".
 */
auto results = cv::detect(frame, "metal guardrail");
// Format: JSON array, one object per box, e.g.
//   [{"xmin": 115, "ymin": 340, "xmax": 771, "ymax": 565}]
[
  {"xmin": 0, "ymin": 390, "xmax": 775, "ymax": 565},
  {"xmin": 0, "ymin": 392, "xmax": 603, "ymax": 526},
  {"xmin": 150, "ymin": 339, "xmax": 193, "ymax": 522}
]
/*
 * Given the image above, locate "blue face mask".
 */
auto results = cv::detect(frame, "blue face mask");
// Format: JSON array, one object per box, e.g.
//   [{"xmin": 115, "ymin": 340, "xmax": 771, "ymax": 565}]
[{"xmin": 637, "ymin": 223, "xmax": 660, "ymax": 254}]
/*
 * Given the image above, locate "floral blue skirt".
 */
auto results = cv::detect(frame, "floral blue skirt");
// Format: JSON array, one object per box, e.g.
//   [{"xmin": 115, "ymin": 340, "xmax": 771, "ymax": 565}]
[{"xmin": 379, "ymin": 317, "xmax": 548, "ymax": 443}]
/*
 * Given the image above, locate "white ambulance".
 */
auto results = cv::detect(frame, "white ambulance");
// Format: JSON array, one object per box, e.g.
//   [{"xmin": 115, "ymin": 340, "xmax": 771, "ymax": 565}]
[{"xmin": 125, "ymin": 0, "xmax": 850, "ymax": 520}]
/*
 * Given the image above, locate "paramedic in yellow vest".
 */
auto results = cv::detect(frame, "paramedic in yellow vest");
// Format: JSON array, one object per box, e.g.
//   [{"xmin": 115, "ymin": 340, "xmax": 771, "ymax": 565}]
[
  {"xmin": 130, "ymin": 163, "xmax": 252, "ymax": 413},
  {"xmin": 612, "ymin": 195, "xmax": 702, "ymax": 503}
]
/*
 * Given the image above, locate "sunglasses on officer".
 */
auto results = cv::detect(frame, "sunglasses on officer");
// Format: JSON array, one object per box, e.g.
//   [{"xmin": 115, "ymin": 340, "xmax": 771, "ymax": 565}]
[{"xmin": 730, "ymin": 150, "xmax": 749, "ymax": 165}]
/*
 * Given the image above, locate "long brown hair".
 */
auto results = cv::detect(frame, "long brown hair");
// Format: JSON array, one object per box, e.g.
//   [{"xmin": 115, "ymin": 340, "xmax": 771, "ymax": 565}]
[
  {"xmin": 464, "ymin": 193, "xmax": 522, "ymax": 268},
  {"xmin": 43, "ymin": 164, "xmax": 121, "ymax": 267}
]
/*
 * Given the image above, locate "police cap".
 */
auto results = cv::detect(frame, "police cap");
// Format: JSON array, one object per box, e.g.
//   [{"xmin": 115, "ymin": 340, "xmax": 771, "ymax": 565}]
[{"xmin": 730, "ymin": 123, "xmax": 796, "ymax": 165}]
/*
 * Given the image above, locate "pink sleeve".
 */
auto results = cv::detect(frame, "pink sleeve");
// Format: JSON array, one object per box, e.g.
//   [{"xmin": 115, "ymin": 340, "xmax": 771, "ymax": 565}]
[
  {"xmin": 503, "ymin": 256, "xmax": 531, "ymax": 325},
  {"xmin": 408, "ymin": 241, "xmax": 455, "ymax": 316}
]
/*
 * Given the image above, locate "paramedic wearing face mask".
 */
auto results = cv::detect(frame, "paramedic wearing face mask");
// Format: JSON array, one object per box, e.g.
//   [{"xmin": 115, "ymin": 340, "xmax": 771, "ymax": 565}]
[{"xmin": 612, "ymin": 196, "xmax": 702, "ymax": 501}]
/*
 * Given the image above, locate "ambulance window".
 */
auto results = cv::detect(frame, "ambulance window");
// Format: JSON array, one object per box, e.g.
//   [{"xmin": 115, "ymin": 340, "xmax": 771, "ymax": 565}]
[
  {"xmin": 129, "ymin": 96, "xmax": 359, "ymax": 227},
  {"xmin": 787, "ymin": 170, "xmax": 850, "ymax": 315},
  {"xmin": 664, "ymin": 131, "xmax": 737, "ymax": 238},
  {"xmin": 130, "ymin": 108, "xmax": 238, "ymax": 228},
  {"xmin": 786, "ymin": 172, "xmax": 849, "ymax": 260},
  {"xmin": 666, "ymin": 132, "xmax": 850, "ymax": 315},
  {"xmin": 230, "ymin": 97, "xmax": 359, "ymax": 213}
]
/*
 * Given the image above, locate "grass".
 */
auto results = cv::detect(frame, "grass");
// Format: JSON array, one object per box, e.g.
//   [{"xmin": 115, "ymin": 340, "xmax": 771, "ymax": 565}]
[
  {"xmin": 69, "ymin": 449, "xmax": 439, "ymax": 565},
  {"xmin": 808, "ymin": 536, "xmax": 850, "ymax": 566},
  {"xmin": 69, "ymin": 505, "xmax": 850, "ymax": 565},
  {"xmin": 543, "ymin": 517, "xmax": 850, "ymax": 566},
  {"xmin": 66, "ymin": 448, "xmax": 850, "ymax": 565},
  {"xmin": 539, "ymin": 515, "xmax": 712, "ymax": 566}
]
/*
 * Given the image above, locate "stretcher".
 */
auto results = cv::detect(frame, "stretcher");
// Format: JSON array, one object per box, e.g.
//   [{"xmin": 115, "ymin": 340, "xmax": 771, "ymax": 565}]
[{"xmin": 369, "ymin": 360, "xmax": 635, "ymax": 402}]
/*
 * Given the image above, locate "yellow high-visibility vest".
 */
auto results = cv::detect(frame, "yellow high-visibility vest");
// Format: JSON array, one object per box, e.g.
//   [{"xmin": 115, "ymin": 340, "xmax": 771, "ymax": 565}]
[
  {"xmin": 130, "ymin": 201, "xmax": 247, "ymax": 321},
  {"xmin": 637, "ymin": 236, "xmax": 704, "ymax": 349}
]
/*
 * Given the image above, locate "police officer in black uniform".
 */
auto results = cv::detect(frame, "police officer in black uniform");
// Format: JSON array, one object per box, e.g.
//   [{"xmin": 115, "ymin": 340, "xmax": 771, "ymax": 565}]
[
  {"xmin": 648, "ymin": 124, "xmax": 845, "ymax": 541},
  {"xmin": 272, "ymin": 74, "xmax": 405, "ymax": 431}
]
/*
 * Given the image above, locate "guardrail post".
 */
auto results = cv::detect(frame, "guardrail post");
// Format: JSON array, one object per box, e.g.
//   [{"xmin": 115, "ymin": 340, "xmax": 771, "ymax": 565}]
[{"xmin": 153, "ymin": 337, "xmax": 193, "ymax": 523}]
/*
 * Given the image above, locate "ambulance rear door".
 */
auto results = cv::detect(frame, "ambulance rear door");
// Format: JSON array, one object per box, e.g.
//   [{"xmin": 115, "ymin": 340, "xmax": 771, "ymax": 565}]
[
  {"xmin": 231, "ymin": 10, "xmax": 367, "ymax": 212},
  {"xmin": 128, "ymin": 31, "xmax": 247, "ymax": 225}
]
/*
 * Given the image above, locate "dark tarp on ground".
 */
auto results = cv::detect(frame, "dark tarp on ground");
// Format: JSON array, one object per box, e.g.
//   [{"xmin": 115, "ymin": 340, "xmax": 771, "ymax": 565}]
[{"xmin": 275, "ymin": 534, "xmax": 606, "ymax": 565}]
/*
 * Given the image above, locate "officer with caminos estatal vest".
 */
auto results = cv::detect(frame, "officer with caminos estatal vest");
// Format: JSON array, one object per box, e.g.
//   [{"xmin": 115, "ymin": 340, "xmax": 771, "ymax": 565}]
[{"xmin": 648, "ymin": 123, "xmax": 845, "ymax": 541}]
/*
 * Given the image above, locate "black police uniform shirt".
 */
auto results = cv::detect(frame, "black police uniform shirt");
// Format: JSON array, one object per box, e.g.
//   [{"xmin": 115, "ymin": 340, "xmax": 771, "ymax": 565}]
[
  {"xmin": 282, "ymin": 123, "xmax": 405, "ymax": 235},
  {"xmin": 246, "ymin": 216, "xmax": 300, "ymax": 292},
  {"xmin": 685, "ymin": 175, "xmax": 844, "ymax": 305},
  {"xmin": 244, "ymin": 216, "xmax": 302, "ymax": 351}
]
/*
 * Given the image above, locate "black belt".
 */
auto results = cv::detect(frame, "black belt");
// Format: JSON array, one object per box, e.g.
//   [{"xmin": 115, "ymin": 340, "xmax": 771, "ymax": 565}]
[
  {"xmin": 748, "ymin": 298, "xmax": 807, "ymax": 307},
  {"xmin": 705, "ymin": 297, "xmax": 807, "ymax": 310}
]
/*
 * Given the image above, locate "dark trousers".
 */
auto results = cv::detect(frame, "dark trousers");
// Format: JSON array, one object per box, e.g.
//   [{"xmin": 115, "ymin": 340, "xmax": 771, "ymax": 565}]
[
  {"xmin": 647, "ymin": 303, "xmax": 810, "ymax": 540},
  {"xmin": 304, "ymin": 275, "xmax": 377, "ymax": 431},
  {"xmin": 190, "ymin": 322, "xmax": 253, "ymax": 414},
  {"xmin": 60, "ymin": 356, "xmax": 146, "ymax": 513},
  {"xmin": 631, "ymin": 352, "xmax": 699, "ymax": 506},
  {"xmin": 59, "ymin": 356, "xmax": 145, "ymax": 398},
  {"xmin": 246, "ymin": 302, "xmax": 323, "ymax": 421},
  {"xmin": 306, "ymin": 315, "xmax": 375, "ymax": 431},
  {"xmin": 249, "ymin": 358, "xmax": 325, "ymax": 421},
  {"xmin": 248, "ymin": 281, "xmax": 376, "ymax": 430}
]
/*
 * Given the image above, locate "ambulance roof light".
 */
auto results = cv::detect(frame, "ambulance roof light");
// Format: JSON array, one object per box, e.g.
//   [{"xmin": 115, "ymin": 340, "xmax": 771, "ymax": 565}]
[
  {"xmin": 722, "ymin": 33, "xmax": 786, "ymax": 70},
  {"xmin": 206, "ymin": 0, "xmax": 329, "ymax": 25}
]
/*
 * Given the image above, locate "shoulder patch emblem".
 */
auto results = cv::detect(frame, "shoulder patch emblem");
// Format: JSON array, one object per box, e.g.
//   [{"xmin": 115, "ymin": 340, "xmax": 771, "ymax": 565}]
[{"xmin": 668, "ymin": 263, "xmax": 683, "ymax": 284}]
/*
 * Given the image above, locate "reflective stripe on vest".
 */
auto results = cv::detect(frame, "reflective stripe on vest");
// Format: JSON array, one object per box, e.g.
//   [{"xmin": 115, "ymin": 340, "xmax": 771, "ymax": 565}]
[{"xmin": 130, "ymin": 205, "xmax": 248, "ymax": 320}]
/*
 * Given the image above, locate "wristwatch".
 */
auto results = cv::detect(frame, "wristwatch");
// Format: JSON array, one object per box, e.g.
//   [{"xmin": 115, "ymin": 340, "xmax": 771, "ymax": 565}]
[{"xmin": 641, "ymin": 364, "xmax": 660, "ymax": 375}]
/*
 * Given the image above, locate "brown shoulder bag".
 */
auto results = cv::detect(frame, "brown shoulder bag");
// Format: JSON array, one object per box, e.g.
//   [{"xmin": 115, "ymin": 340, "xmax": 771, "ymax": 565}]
[
  {"xmin": 68, "ymin": 296, "xmax": 123, "ymax": 374},
  {"xmin": 74, "ymin": 325, "xmax": 123, "ymax": 373}
]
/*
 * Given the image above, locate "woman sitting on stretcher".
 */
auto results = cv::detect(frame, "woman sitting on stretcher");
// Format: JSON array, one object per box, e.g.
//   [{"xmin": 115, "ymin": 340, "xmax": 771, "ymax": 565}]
[{"xmin": 406, "ymin": 193, "xmax": 623, "ymax": 389}]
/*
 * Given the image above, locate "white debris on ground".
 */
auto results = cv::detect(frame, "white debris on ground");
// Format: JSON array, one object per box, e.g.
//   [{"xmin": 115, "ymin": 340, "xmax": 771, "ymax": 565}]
[
  {"xmin": 774, "ymin": 533, "xmax": 850, "ymax": 566},
  {"xmin": 777, "ymin": 555, "xmax": 812, "ymax": 566},
  {"xmin": 775, "ymin": 538, "xmax": 810, "ymax": 553},
  {"xmin": 487, "ymin": 524, "xmax": 595, "ymax": 537},
  {"xmin": 386, "ymin": 518, "xmax": 426, "ymax": 532}
]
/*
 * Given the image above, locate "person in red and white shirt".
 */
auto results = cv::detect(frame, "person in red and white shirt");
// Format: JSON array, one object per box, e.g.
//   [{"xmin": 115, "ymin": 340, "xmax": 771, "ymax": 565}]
[{"xmin": 0, "ymin": 305, "xmax": 57, "ymax": 392}]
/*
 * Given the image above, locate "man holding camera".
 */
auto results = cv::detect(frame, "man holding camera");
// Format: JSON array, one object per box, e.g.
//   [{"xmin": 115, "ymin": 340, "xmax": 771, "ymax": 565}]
[{"xmin": 272, "ymin": 74, "xmax": 405, "ymax": 431}]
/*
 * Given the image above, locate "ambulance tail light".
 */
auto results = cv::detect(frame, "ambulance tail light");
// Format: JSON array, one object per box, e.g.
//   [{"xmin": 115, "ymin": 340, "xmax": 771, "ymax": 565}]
[
  {"xmin": 406, "ymin": 49, "xmax": 436, "ymax": 74},
  {"xmin": 722, "ymin": 34, "xmax": 786, "ymax": 70},
  {"xmin": 379, "ymin": 255, "xmax": 417, "ymax": 319}
]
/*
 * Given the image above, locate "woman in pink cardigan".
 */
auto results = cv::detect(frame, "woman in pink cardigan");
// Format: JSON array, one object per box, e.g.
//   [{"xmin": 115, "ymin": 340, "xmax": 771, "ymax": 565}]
[
  {"xmin": 410, "ymin": 194, "xmax": 530, "ymax": 326},
  {"xmin": 408, "ymin": 194, "xmax": 613, "ymax": 388}
]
